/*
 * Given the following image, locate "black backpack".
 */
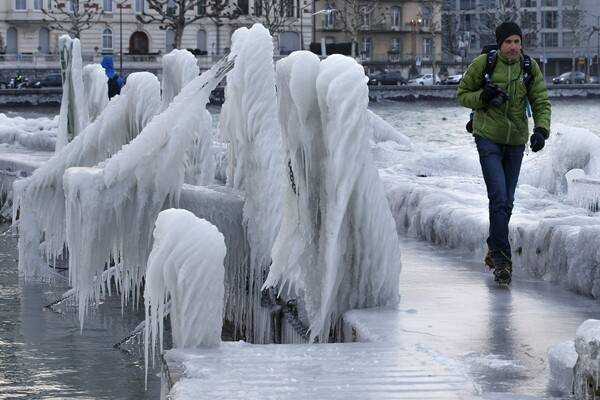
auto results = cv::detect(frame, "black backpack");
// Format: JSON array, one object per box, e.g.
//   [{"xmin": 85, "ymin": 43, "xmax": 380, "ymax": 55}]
[
  {"xmin": 466, "ymin": 45, "xmax": 533, "ymax": 133},
  {"xmin": 108, "ymin": 74, "xmax": 121, "ymax": 98}
]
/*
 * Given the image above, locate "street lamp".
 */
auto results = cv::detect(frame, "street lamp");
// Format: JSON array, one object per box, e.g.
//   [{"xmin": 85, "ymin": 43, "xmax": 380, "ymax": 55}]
[
  {"xmin": 114, "ymin": 0, "xmax": 131, "ymax": 76},
  {"xmin": 411, "ymin": 18, "xmax": 422, "ymax": 65}
]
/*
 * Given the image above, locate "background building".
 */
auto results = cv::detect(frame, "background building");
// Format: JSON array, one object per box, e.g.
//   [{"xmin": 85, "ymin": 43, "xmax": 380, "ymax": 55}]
[{"xmin": 0, "ymin": 0, "xmax": 598, "ymax": 82}]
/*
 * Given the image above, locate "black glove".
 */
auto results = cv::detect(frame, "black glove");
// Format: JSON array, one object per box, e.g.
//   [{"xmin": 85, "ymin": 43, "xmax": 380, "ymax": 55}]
[
  {"xmin": 480, "ymin": 82, "xmax": 499, "ymax": 104},
  {"xmin": 530, "ymin": 128, "xmax": 547, "ymax": 152}
]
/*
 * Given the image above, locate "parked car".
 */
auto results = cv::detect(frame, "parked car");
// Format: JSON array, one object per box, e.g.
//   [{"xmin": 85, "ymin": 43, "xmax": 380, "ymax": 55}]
[
  {"xmin": 407, "ymin": 74, "xmax": 442, "ymax": 86},
  {"xmin": 443, "ymin": 72, "xmax": 464, "ymax": 85},
  {"xmin": 368, "ymin": 71, "xmax": 407, "ymax": 86},
  {"xmin": 30, "ymin": 73, "xmax": 63, "ymax": 88},
  {"xmin": 552, "ymin": 71, "xmax": 586, "ymax": 84}
]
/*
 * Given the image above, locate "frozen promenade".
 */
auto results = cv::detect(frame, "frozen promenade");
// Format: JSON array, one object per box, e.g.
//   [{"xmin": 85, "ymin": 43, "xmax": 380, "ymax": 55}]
[{"xmin": 164, "ymin": 236, "xmax": 600, "ymax": 399}]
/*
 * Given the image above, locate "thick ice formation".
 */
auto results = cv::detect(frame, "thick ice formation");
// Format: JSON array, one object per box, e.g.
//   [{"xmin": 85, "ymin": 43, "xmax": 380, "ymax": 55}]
[
  {"xmin": 56, "ymin": 35, "xmax": 88, "ymax": 150},
  {"xmin": 574, "ymin": 319, "xmax": 600, "ymax": 398},
  {"xmin": 161, "ymin": 49, "xmax": 216, "ymax": 186},
  {"xmin": 63, "ymin": 58, "xmax": 227, "ymax": 324},
  {"xmin": 265, "ymin": 52, "xmax": 402, "ymax": 342},
  {"xmin": 547, "ymin": 340, "xmax": 577, "ymax": 395},
  {"xmin": 219, "ymin": 24, "xmax": 284, "ymax": 343},
  {"xmin": 13, "ymin": 72, "xmax": 161, "ymax": 277},
  {"xmin": 82, "ymin": 63, "xmax": 109, "ymax": 123},
  {"xmin": 144, "ymin": 209, "xmax": 225, "ymax": 378}
]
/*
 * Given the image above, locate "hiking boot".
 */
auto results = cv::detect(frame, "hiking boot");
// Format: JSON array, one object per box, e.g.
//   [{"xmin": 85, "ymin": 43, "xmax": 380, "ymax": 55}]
[
  {"xmin": 484, "ymin": 250, "xmax": 495, "ymax": 269},
  {"xmin": 493, "ymin": 257, "xmax": 512, "ymax": 285}
]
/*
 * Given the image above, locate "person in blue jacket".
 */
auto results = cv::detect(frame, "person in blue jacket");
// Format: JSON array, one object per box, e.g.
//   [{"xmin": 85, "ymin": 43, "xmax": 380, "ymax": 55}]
[{"xmin": 101, "ymin": 55, "xmax": 125, "ymax": 98}]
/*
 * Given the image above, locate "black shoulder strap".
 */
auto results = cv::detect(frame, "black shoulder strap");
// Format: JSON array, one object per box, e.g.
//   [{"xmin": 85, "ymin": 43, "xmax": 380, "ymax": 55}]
[
  {"xmin": 483, "ymin": 50, "xmax": 497, "ymax": 83},
  {"xmin": 522, "ymin": 54, "xmax": 533, "ymax": 86},
  {"xmin": 483, "ymin": 50, "xmax": 534, "ymax": 87}
]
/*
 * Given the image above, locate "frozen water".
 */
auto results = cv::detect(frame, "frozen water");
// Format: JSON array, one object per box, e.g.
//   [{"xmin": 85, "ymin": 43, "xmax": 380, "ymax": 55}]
[
  {"xmin": 145, "ymin": 209, "xmax": 225, "ymax": 384},
  {"xmin": 266, "ymin": 51, "xmax": 401, "ymax": 342}
]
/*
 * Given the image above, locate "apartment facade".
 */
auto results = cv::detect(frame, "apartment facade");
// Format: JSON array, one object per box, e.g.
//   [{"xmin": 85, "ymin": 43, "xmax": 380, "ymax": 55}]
[{"xmin": 0, "ymin": 0, "xmax": 598, "ymax": 81}]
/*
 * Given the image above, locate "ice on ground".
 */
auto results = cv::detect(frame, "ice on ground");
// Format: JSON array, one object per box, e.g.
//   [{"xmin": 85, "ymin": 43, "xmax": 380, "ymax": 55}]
[
  {"xmin": 574, "ymin": 319, "xmax": 600, "ymax": 398},
  {"xmin": 82, "ymin": 63, "xmax": 109, "ymax": 123}
]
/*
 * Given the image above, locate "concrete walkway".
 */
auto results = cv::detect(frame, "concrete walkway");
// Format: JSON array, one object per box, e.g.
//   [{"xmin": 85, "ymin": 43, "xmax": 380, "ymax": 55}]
[{"xmin": 164, "ymin": 236, "xmax": 600, "ymax": 399}]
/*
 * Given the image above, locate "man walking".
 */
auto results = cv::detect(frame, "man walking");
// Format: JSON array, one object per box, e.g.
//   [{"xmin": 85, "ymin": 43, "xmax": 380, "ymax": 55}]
[{"xmin": 457, "ymin": 21, "xmax": 551, "ymax": 284}]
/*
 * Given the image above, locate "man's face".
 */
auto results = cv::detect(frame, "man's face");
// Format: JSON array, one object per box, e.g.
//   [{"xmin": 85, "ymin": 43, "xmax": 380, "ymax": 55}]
[{"xmin": 500, "ymin": 34, "xmax": 522, "ymax": 61}]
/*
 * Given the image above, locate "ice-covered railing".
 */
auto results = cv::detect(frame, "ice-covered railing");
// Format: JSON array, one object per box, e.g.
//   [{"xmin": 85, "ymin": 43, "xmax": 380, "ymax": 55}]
[
  {"xmin": 13, "ymin": 72, "xmax": 161, "ymax": 277},
  {"xmin": 160, "ymin": 49, "xmax": 216, "ymax": 186},
  {"xmin": 264, "ymin": 52, "xmax": 402, "ymax": 343},
  {"xmin": 219, "ymin": 24, "xmax": 284, "ymax": 344},
  {"xmin": 145, "ymin": 209, "xmax": 225, "ymax": 385},
  {"xmin": 63, "ymin": 56, "xmax": 231, "ymax": 324}
]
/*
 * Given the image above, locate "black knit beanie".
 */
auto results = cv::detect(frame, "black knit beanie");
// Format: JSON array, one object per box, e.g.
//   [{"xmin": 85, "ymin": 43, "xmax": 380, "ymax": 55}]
[{"xmin": 495, "ymin": 22, "xmax": 522, "ymax": 47}]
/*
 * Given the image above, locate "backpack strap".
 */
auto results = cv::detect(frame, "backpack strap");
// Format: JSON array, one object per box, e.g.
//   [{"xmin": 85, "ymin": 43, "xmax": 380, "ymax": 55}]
[
  {"xmin": 522, "ymin": 54, "xmax": 533, "ymax": 87},
  {"xmin": 483, "ymin": 50, "xmax": 497, "ymax": 83}
]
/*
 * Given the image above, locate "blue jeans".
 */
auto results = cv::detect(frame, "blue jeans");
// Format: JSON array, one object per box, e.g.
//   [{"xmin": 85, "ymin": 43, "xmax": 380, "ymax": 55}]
[{"xmin": 474, "ymin": 136, "xmax": 525, "ymax": 261}]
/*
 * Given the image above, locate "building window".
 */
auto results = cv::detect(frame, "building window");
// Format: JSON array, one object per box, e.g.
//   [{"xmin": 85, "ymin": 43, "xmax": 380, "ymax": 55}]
[
  {"xmin": 102, "ymin": 28, "xmax": 113, "ymax": 51},
  {"xmin": 543, "ymin": 32, "xmax": 558, "ymax": 47},
  {"xmin": 324, "ymin": 6, "xmax": 335, "ymax": 28},
  {"xmin": 166, "ymin": 29, "xmax": 176, "ymax": 53},
  {"xmin": 33, "ymin": 0, "xmax": 43, "ymax": 10},
  {"xmin": 563, "ymin": 32, "xmax": 575, "ymax": 47},
  {"xmin": 423, "ymin": 37, "xmax": 431, "ymax": 57},
  {"xmin": 197, "ymin": 29, "xmax": 207, "ymax": 52},
  {"xmin": 361, "ymin": 36, "xmax": 372, "ymax": 58},
  {"xmin": 522, "ymin": 0, "xmax": 537, "ymax": 6},
  {"xmin": 280, "ymin": 0, "xmax": 294, "ymax": 18},
  {"xmin": 237, "ymin": 0, "xmax": 249, "ymax": 15},
  {"xmin": 391, "ymin": 7, "xmax": 401, "ymax": 30},
  {"xmin": 563, "ymin": 0, "xmax": 579, "ymax": 5},
  {"xmin": 390, "ymin": 37, "xmax": 400, "ymax": 52},
  {"xmin": 15, "ymin": 0, "xmax": 26, "ymax": 10},
  {"xmin": 103, "ymin": 0, "xmax": 112, "ymax": 12},
  {"xmin": 522, "ymin": 11, "xmax": 536, "ymax": 28},
  {"xmin": 460, "ymin": 14, "xmax": 474, "ymax": 32},
  {"xmin": 541, "ymin": 0, "xmax": 557, "ymax": 6},
  {"xmin": 459, "ymin": 0, "xmax": 475, "ymax": 10},
  {"xmin": 136, "ymin": 0, "xmax": 145, "ymax": 13},
  {"xmin": 197, "ymin": 0, "xmax": 207, "ymax": 14},
  {"xmin": 542, "ymin": 11, "xmax": 558, "ymax": 29}
]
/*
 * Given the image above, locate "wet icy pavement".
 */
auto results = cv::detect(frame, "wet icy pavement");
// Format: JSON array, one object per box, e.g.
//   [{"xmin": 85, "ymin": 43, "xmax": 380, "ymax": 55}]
[{"xmin": 167, "ymin": 236, "xmax": 600, "ymax": 399}]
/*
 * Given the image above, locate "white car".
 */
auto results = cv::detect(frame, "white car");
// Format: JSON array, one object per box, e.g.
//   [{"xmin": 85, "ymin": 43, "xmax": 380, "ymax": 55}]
[
  {"xmin": 443, "ymin": 72, "xmax": 464, "ymax": 85},
  {"xmin": 407, "ymin": 74, "xmax": 442, "ymax": 86}
]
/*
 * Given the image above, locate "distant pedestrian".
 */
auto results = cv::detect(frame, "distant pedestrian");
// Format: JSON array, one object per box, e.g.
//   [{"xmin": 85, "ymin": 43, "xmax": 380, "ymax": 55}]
[
  {"xmin": 457, "ymin": 21, "xmax": 551, "ymax": 284},
  {"xmin": 101, "ymin": 55, "xmax": 124, "ymax": 99}
]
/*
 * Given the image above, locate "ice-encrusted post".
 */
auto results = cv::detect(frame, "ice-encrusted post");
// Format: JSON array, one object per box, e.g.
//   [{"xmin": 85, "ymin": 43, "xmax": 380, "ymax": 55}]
[
  {"xmin": 265, "ymin": 53, "xmax": 402, "ymax": 343},
  {"xmin": 219, "ymin": 24, "xmax": 284, "ymax": 343},
  {"xmin": 144, "ymin": 209, "xmax": 225, "ymax": 383}
]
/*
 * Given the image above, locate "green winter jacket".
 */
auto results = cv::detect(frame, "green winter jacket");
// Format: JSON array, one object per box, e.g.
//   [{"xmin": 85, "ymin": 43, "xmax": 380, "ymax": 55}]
[{"xmin": 457, "ymin": 50, "xmax": 551, "ymax": 145}]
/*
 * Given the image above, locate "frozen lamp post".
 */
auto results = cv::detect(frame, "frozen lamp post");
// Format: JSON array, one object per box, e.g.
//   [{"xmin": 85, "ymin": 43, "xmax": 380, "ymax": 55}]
[{"xmin": 114, "ymin": 0, "xmax": 131, "ymax": 76}]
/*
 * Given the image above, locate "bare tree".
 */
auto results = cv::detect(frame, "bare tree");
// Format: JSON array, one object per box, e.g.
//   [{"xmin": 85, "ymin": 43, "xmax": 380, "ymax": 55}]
[
  {"xmin": 326, "ymin": 0, "xmax": 386, "ymax": 58},
  {"xmin": 42, "ymin": 0, "xmax": 103, "ymax": 39},
  {"xmin": 476, "ymin": 0, "xmax": 538, "ymax": 50},
  {"xmin": 562, "ymin": 5, "xmax": 585, "ymax": 73},
  {"xmin": 137, "ymin": 0, "xmax": 239, "ymax": 50},
  {"xmin": 235, "ymin": 0, "xmax": 296, "ymax": 37},
  {"xmin": 419, "ymin": 0, "xmax": 443, "ymax": 84}
]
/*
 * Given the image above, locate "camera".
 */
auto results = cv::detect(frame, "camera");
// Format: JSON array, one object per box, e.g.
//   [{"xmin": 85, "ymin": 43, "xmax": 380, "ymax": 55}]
[{"xmin": 489, "ymin": 86, "xmax": 510, "ymax": 108}]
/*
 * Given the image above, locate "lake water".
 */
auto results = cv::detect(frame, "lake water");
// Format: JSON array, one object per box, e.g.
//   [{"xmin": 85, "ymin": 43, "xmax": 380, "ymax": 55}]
[{"xmin": 0, "ymin": 224, "xmax": 161, "ymax": 399}]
